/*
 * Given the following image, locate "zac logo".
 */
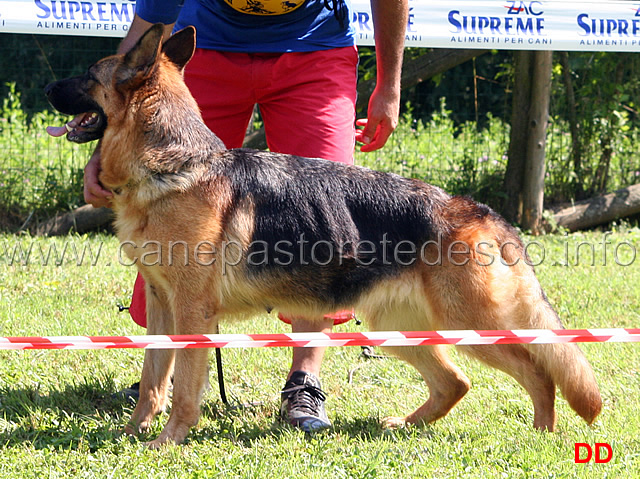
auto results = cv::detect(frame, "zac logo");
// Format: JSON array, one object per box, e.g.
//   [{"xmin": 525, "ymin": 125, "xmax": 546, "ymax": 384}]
[{"xmin": 505, "ymin": 1, "xmax": 544, "ymax": 16}]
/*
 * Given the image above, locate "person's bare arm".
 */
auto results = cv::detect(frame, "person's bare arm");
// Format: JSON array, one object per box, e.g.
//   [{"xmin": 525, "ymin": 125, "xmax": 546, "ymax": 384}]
[
  {"xmin": 118, "ymin": 15, "xmax": 175, "ymax": 54},
  {"xmin": 355, "ymin": 0, "xmax": 408, "ymax": 152}
]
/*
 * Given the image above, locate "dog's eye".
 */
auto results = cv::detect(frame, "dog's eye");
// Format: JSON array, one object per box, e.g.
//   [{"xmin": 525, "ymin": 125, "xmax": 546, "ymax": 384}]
[{"xmin": 87, "ymin": 71, "xmax": 100, "ymax": 85}]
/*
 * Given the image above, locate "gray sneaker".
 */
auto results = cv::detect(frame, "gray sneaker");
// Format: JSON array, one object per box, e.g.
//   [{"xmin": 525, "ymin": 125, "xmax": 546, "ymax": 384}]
[
  {"xmin": 280, "ymin": 371, "xmax": 331, "ymax": 432},
  {"xmin": 112, "ymin": 381, "xmax": 140, "ymax": 404}
]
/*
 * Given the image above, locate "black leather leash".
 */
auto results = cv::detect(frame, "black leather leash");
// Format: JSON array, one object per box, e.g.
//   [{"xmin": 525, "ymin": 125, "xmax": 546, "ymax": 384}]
[{"xmin": 214, "ymin": 323, "xmax": 229, "ymax": 405}]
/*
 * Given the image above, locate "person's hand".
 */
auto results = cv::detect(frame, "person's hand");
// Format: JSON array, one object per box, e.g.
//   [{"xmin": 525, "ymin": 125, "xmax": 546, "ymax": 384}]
[
  {"xmin": 355, "ymin": 85, "xmax": 400, "ymax": 152},
  {"xmin": 82, "ymin": 145, "xmax": 113, "ymax": 208}
]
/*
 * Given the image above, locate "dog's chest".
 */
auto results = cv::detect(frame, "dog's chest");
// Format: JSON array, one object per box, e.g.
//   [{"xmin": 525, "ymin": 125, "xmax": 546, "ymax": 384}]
[{"xmin": 112, "ymin": 204, "xmax": 150, "ymax": 263}]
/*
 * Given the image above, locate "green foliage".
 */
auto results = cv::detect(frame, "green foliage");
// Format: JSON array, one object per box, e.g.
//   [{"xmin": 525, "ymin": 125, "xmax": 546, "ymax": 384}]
[
  {"xmin": 0, "ymin": 33, "xmax": 120, "ymax": 113},
  {"xmin": 546, "ymin": 113, "xmax": 640, "ymax": 203},
  {"xmin": 0, "ymin": 83, "xmax": 92, "ymax": 226},
  {"xmin": 0, "ymin": 231, "xmax": 638, "ymax": 477},
  {"xmin": 355, "ymin": 96, "xmax": 640, "ymax": 212},
  {"xmin": 3, "ymin": 36, "xmax": 640, "ymax": 221},
  {"xmin": 401, "ymin": 50, "xmax": 513, "ymax": 130},
  {"xmin": 549, "ymin": 52, "xmax": 640, "ymax": 202},
  {"xmin": 2, "ymin": 86, "xmax": 640, "ymax": 231},
  {"xmin": 356, "ymin": 100, "xmax": 510, "ymax": 209}
]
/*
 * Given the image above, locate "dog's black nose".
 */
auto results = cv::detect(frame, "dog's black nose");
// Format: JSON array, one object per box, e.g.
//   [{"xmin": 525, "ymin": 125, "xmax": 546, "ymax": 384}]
[{"xmin": 44, "ymin": 81, "xmax": 58, "ymax": 98}]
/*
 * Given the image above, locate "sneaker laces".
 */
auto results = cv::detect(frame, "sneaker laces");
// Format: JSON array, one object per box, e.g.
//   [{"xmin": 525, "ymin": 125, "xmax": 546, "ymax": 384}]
[{"xmin": 281, "ymin": 383, "xmax": 327, "ymax": 416}]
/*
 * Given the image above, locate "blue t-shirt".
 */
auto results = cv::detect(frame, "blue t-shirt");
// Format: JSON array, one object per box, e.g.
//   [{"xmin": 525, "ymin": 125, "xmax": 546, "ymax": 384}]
[{"xmin": 136, "ymin": 0, "xmax": 356, "ymax": 53}]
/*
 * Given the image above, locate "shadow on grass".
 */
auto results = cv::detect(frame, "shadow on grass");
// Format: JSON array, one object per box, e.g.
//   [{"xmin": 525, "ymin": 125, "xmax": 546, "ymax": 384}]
[
  {"xmin": 0, "ymin": 377, "xmax": 132, "ymax": 451},
  {"xmin": 191, "ymin": 401, "xmax": 436, "ymax": 447},
  {"xmin": 0, "ymin": 379, "xmax": 432, "ymax": 450}
]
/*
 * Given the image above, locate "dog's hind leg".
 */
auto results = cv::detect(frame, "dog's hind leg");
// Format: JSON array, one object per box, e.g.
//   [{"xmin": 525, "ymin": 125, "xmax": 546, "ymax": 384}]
[
  {"xmin": 459, "ymin": 344, "xmax": 557, "ymax": 431},
  {"xmin": 127, "ymin": 283, "xmax": 176, "ymax": 436},
  {"xmin": 363, "ymin": 292, "xmax": 470, "ymax": 428},
  {"xmin": 379, "ymin": 343, "xmax": 471, "ymax": 428}
]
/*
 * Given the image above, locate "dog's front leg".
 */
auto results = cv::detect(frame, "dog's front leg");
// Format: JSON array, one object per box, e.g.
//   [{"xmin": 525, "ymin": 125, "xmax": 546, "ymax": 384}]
[
  {"xmin": 146, "ymin": 346, "xmax": 210, "ymax": 448},
  {"xmin": 146, "ymin": 302, "xmax": 214, "ymax": 448},
  {"xmin": 126, "ymin": 281, "xmax": 175, "ymax": 437}
]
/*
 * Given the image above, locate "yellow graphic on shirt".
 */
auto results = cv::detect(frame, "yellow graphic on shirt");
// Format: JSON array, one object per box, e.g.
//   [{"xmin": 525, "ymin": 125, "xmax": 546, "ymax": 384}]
[{"xmin": 224, "ymin": 0, "xmax": 306, "ymax": 15}]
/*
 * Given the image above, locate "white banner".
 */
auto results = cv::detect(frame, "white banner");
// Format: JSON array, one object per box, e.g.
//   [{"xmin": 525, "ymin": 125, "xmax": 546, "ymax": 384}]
[
  {"xmin": 2, "ymin": 0, "xmax": 640, "ymax": 51},
  {"xmin": 0, "ymin": 0, "xmax": 136, "ymax": 36}
]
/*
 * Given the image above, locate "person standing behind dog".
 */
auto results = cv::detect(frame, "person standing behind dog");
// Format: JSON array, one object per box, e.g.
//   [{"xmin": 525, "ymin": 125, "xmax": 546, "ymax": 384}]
[{"xmin": 80, "ymin": 0, "xmax": 408, "ymax": 432}]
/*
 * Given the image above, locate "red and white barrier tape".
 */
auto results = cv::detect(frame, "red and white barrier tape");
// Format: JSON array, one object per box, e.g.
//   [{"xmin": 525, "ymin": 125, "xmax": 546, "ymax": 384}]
[{"xmin": 0, "ymin": 329, "xmax": 638, "ymax": 351}]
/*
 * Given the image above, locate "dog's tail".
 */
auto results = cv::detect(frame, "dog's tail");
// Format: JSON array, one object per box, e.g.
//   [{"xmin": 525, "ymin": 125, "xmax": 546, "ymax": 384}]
[{"xmin": 526, "ymin": 300, "xmax": 602, "ymax": 424}]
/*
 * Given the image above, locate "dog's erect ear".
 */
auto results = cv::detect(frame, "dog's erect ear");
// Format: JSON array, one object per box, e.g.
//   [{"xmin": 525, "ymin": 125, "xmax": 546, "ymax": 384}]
[
  {"xmin": 116, "ymin": 23, "xmax": 164, "ymax": 88},
  {"xmin": 162, "ymin": 26, "xmax": 196, "ymax": 72}
]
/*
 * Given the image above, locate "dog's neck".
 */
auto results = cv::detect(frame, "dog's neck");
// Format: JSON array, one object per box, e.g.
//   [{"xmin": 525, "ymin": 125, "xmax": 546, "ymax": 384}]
[{"xmin": 100, "ymin": 77, "xmax": 226, "ymax": 209}]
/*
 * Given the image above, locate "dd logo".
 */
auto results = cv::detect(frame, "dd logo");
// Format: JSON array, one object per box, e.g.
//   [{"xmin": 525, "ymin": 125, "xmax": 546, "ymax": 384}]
[{"xmin": 574, "ymin": 443, "xmax": 613, "ymax": 463}]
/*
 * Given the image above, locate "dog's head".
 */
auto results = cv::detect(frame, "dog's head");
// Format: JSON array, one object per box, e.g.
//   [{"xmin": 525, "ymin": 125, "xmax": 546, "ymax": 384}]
[{"xmin": 45, "ymin": 24, "xmax": 196, "ymax": 144}]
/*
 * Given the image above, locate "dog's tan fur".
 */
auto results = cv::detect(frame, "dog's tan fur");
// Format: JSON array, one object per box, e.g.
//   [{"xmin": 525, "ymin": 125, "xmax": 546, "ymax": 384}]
[{"xmin": 46, "ymin": 25, "xmax": 602, "ymax": 447}]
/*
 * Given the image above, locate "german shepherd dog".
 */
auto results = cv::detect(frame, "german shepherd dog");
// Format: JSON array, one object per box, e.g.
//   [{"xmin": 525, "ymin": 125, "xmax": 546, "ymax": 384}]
[{"xmin": 45, "ymin": 25, "xmax": 602, "ymax": 447}]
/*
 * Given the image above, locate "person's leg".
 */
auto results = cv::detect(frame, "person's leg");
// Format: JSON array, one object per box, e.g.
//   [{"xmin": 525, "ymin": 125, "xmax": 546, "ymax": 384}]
[
  {"xmin": 279, "ymin": 310, "xmax": 354, "ymax": 379},
  {"xmin": 257, "ymin": 46, "xmax": 359, "ymax": 430},
  {"xmin": 259, "ymin": 46, "xmax": 358, "ymax": 164},
  {"xmin": 185, "ymin": 49, "xmax": 258, "ymax": 148}
]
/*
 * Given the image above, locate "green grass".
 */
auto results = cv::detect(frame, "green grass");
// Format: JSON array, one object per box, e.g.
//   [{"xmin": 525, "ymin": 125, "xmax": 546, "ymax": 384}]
[{"xmin": 0, "ymin": 231, "xmax": 639, "ymax": 477}]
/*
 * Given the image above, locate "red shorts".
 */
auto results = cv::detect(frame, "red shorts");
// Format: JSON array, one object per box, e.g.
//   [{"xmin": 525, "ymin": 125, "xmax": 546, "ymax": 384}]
[
  {"xmin": 129, "ymin": 46, "xmax": 358, "ymax": 328},
  {"xmin": 184, "ymin": 46, "xmax": 358, "ymax": 161}
]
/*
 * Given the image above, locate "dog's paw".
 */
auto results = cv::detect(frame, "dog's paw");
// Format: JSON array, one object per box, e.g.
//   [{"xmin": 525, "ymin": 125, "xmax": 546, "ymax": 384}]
[
  {"xmin": 145, "ymin": 427, "xmax": 188, "ymax": 449},
  {"xmin": 122, "ymin": 423, "xmax": 138, "ymax": 437},
  {"xmin": 381, "ymin": 416, "xmax": 407, "ymax": 429},
  {"xmin": 123, "ymin": 418, "xmax": 153, "ymax": 437},
  {"xmin": 145, "ymin": 436, "xmax": 177, "ymax": 450}
]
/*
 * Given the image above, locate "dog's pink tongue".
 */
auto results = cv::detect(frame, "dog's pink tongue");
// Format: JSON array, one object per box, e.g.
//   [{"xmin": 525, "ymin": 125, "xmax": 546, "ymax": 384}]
[{"xmin": 46, "ymin": 125, "xmax": 69, "ymax": 137}]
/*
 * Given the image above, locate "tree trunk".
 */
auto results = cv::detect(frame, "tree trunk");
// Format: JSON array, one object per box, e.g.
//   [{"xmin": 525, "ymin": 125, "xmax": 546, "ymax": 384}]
[
  {"xmin": 503, "ymin": 51, "xmax": 533, "ymax": 223},
  {"xmin": 552, "ymin": 183, "xmax": 640, "ymax": 231},
  {"xmin": 36, "ymin": 205, "xmax": 113, "ymax": 236},
  {"xmin": 521, "ymin": 51, "xmax": 553, "ymax": 235},
  {"xmin": 592, "ymin": 135, "xmax": 612, "ymax": 195}
]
